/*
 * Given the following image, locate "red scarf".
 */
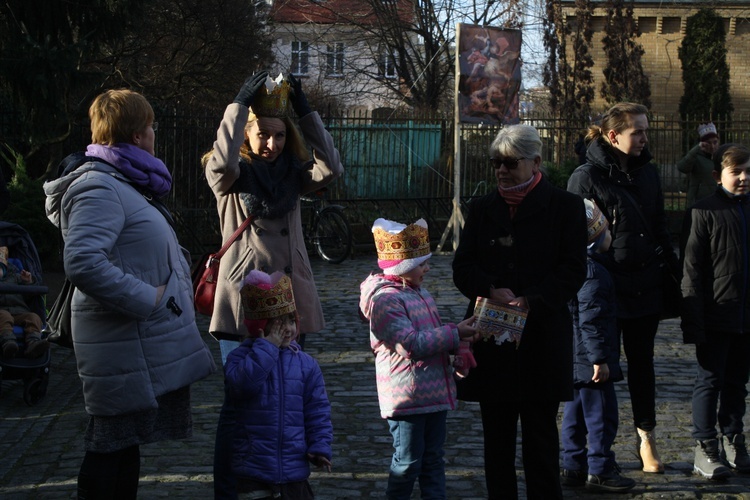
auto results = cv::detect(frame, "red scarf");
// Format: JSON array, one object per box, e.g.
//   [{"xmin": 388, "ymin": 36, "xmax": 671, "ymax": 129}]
[{"xmin": 497, "ymin": 171, "xmax": 542, "ymax": 219}]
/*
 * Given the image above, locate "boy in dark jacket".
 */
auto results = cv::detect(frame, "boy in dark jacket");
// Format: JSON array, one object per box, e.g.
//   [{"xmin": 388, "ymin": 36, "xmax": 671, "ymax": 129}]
[
  {"xmin": 561, "ymin": 199, "xmax": 635, "ymax": 492},
  {"xmin": 681, "ymin": 143, "xmax": 750, "ymax": 479},
  {"xmin": 223, "ymin": 270, "xmax": 332, "ymax": 499}
]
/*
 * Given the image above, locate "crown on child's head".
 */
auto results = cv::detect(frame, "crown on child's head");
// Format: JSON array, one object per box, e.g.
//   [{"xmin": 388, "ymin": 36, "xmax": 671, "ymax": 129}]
[
  {"xmin": 251, "ymin": 73, "xmax": 292, "ymax": 118},
  {"xmin": 697, "ymin": 122, "xmax": 718, "ymax": 141},
  {"xmin": 241, "ymin": 271, "xmax": 296, "ymax": 320},
  {"xmin": 373, "ymin": 219, "xmax": 430, "ymax": 262},
  {"xmin": 372, "ymin": 218, "xmax": 431, "ymax": 275}
]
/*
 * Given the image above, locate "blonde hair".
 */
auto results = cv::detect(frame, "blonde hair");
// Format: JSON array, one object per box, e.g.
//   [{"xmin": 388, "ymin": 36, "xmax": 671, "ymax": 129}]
[
  {"xmin": 586, "ymin": 102, "xmax": 648, "ymax": 143},
  {"xmin": 89, "ymin": 89, "xmax": 154, "ymax": 145},
  {"xmin": 201, "ymin": 111, "xmax": 311, "ymax": 168}
]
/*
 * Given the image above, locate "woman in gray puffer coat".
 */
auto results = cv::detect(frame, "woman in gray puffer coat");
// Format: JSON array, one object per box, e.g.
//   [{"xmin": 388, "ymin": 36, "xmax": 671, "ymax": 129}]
[{"xmin": 44, "ymin": 89, "xmax": 216, "ymax": 499}]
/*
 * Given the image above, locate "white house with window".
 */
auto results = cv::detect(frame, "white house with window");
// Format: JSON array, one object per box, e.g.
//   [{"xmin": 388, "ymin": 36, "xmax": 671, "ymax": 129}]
[{"xmin": 269, "ymin": 0, "xmax": 414, "ymax": 113}]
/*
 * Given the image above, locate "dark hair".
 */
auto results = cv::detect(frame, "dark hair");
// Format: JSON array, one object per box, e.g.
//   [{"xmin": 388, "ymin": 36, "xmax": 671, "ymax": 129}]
[{"xmin": 713, "ymin": 143, "xmax": 750, "ymax": 173}]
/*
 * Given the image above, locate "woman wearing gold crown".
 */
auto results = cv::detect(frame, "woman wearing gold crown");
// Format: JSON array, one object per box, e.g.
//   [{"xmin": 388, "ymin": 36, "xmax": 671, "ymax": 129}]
[{"xmin": 203, "ymin": 71, "xmax": 343, "ymax": 498}]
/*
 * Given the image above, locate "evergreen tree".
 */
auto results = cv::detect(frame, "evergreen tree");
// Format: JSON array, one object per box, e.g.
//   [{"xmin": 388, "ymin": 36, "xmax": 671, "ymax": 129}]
[
  {"xmin": 678, "ymin": 8, "xmax": 733, "ymax": 123},
  {"xmin": 600, "ymin": 0, "xmax": 651, "ymax": 108},
  {"xmin": 543, "ymin": 0, "xmax": 594, "ymax": 122}
]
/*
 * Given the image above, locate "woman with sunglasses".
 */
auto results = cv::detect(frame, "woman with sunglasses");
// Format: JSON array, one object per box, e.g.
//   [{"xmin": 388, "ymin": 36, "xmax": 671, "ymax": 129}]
[
  {"xmin": 452, "ymin": 124, "xmax": 588, "ymax": 499},
  {"xmin": 567, "ymin": 102, "xmax": 679, "ymax": 475}
]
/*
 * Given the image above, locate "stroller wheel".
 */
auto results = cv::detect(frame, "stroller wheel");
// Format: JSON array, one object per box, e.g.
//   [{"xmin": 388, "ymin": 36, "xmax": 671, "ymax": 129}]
[{"xmin": 23, "ymin": 377, "xmax": 47, "ymax": 406}]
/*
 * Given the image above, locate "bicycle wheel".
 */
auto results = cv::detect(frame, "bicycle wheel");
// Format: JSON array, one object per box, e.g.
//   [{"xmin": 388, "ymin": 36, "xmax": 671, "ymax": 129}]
[{"xmin": 314, "ymin": 208, "xmax": 352, "ymax": 264}]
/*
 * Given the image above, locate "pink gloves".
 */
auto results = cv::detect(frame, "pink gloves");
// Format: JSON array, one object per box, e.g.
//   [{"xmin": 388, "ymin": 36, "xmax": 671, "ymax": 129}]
[{"xmin": 453, "ymin": 341, "xmax": 477, "ymax": 379}]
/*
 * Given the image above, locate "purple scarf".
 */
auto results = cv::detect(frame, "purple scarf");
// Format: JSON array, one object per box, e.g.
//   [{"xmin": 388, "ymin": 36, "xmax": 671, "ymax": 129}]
[{"xmin": 86, "ymin": 143, "xmax": 172, "ymax": 198}]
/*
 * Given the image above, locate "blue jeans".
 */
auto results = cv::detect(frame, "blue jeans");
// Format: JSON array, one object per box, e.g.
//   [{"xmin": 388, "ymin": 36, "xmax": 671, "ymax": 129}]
[
  {"xmin": 386, "ymin": 411, "xmax": 447, "ymax": 500},
  {"xmin": 692, "ymin": 331, "xmax": 750, "ymax": 440},
  {"xmin": 561, "ymin": 381, "xmax": 619, "ymax": 475}
]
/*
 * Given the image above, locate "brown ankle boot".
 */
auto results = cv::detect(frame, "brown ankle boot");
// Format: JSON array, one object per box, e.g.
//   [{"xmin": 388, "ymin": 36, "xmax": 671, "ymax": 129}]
[
  {"xmin": 637, "ymin": 427, "xmax": 665, "ymax": 473},
  {"xmin": 24, "ymin": 333, "xmax": 49, "ymax": 359},
  {"xmin": 1, "ymin": 330, "xmax": 18, "ymax": 358}
]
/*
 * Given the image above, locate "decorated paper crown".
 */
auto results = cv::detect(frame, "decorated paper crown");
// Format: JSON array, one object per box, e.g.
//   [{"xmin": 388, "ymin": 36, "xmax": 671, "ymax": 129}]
[
  {"xmin": 372, "ymin": 218, "xmax": 431, "ymax": 275},
  {"xmin": 251, "ymin": 73, "xmax": 292, "ymax": 118},
  {"xmin": 584, "ymin": 199, "xmax": 608, "ymax": 245},
  {"xmin": 241, "ymin": 271, "xmax": 296, "ymax": 320},
  {"xmin": 697, "ymin": 122, "xmax": 718, "ymax": 141}
]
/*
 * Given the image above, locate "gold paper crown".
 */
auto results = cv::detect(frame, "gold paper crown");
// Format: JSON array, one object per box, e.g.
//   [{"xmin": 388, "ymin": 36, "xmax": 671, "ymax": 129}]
[
  {"xmin": 373, "ymin": 222, "xmax": 431, "ymax": 262},
  {"xmin": 251, "ymin": 73, "xmax": 292, "ymax": 118},
  {"xmin": 584, "ymin": 199, "xmax": 608, "ymax": 244},
  {"xmin": 241, "ymin": 274, "xmax": 296, "ymax": 320}
]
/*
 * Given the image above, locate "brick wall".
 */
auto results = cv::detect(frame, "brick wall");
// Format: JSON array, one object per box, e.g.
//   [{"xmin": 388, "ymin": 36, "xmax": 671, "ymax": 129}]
[{"xmin": 562, "ymin": 2, "xmax": 750, "ymax": 117}]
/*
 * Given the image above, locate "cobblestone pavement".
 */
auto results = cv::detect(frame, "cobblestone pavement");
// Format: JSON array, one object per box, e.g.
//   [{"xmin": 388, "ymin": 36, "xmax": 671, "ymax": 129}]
[{"xmin": 1, "ymin": 254, "xmax": 750, "ymax": 499}]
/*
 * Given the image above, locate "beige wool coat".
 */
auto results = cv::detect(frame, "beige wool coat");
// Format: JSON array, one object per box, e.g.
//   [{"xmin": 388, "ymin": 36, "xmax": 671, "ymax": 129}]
[{"xmin": 205, "ymin": 103, "xmax": 344, "ymax": 337}]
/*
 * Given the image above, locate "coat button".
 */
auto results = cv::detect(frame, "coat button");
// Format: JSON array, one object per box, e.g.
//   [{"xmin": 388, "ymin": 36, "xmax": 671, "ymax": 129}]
[
  {"xmin": 507, "ymin": 263, "xmax": 515, "ymax": 270},
  {"xmin": 255, "ymin": 227, "xmax": 263, "ymax": 235},
  {"xmin": 281, "ymin": 228, "xmax": 289, "ymax": 236},
  {"xmin": 284, "ymin": 265, "xmax": 292, "ymax": 274}
]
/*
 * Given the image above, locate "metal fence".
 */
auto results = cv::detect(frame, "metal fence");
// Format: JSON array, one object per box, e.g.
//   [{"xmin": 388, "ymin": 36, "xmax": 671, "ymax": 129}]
[{"xmin": 4, "ymin": 109, "xmax": 749, "ymax": 254}]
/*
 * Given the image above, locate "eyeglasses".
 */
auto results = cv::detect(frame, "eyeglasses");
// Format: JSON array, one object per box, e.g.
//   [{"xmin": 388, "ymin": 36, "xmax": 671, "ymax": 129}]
[
  {"xmin": 490, "ymin": 157, "xmax": 526, "ymax": 170},
  {"xmin": 152, "ymin": 121, "xmax": 159, "ymax": 132}
]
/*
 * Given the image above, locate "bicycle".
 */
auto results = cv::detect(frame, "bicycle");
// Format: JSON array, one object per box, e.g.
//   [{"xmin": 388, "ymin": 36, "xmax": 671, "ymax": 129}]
[{"xmin": 301, "ymin": 190, "xmax": 352, "ymax": 264}]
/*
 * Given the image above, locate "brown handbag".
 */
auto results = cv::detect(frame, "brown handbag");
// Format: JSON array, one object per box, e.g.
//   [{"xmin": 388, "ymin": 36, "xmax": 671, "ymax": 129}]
[{"xmin": 193, "ymin": 216, "xmax": 254, "ymax": 316}]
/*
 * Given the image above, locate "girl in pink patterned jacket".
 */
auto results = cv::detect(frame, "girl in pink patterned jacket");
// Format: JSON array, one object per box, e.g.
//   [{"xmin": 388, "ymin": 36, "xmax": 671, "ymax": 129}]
[{"xmin": 359, "ymin": 218, "xmax": 477, "ymax": 500}]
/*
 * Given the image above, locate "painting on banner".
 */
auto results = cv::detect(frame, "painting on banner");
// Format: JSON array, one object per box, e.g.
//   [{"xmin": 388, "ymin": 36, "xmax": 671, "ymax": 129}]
[{"xmin": 456, "ymin": 24, "xmax": 522, "ymax": 125}]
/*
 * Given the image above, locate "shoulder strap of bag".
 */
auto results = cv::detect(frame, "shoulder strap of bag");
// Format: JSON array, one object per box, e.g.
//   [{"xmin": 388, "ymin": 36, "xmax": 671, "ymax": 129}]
[
  {"xmin": 215, "ymin": 216, "xmax": 255, "ymax": 259},
  {"xmin": 619, "ymin": 188, "xmax": 669, "ymax": 260}
]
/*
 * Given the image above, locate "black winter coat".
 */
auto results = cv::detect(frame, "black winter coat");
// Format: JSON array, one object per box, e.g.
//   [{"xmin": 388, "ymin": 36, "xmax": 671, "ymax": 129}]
[
  {"xmin": 452, "ymin": 177, "xmax": 587, "ymax": 402},
  {"xmin": 569, "ymin": 254, "xmax": 623, "ymax": 385},
  {"xmin": 680, "ymin": 187, "xmax": 750, "ymax": 344},
  {"xmin": 567, "ymin": 139, "xmax": 679, "ymax": 319}
]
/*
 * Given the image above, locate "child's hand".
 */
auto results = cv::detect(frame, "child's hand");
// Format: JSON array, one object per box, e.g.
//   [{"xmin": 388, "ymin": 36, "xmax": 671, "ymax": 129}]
[
  {"xmin": 457, "ymin": 316, "xmax": 479, "ymax": 342},
  {"xmin": 19, "ymin": 270, "xmax": 32, "ymax": 284},
  {"xmin": 263, "ymin": 318, "xmax": 284, "ymax": 347},
  {"xmin": 592, "ymin": 363, "xmax": 610, "ymax": 383},
  {"xmin": 307, "ymin": 453, "xmax": 332, "ymax": 472}
]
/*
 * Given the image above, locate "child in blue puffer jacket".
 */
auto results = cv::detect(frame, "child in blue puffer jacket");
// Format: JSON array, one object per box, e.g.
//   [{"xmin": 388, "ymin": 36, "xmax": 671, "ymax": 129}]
[{"xmin": 223, "ymin": 270, "xmax": 333, "ymax": 499}]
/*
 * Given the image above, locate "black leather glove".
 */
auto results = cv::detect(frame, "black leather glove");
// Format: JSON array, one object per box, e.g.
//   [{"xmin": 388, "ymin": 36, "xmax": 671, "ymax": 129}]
[
  {"xmin": 289, "ymin": 74, "xmax": 312, "ymax": 118},
  {"xmin": 233, "ymin": 71, "xmax": 269, "ymax": 107}
]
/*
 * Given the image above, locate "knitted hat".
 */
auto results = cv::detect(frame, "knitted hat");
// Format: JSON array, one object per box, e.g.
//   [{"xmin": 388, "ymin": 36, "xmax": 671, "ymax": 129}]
[
  {"xmin": 251, "ymin": 73, "xmax": 292, "ymax": 118},
  {"xmin": 698, "ymin": 122, "xmax": 718, "ymax": 141},
  {"xmin": 240, "ymin": 270, "xmax": 296, "ymax": 320},
  {"xmin": 584, "ymin": 199, "xmax": 608, "ymax": 248},
  {"xmin": 372, "ymin": 218, "xmax": 431, "ymax": 275}
]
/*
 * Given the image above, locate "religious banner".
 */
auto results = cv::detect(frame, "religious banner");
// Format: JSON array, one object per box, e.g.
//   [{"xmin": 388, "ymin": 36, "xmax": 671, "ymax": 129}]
[{"xmin": 456, "ymin": 24, "xmax": 522, "ymax": 124}]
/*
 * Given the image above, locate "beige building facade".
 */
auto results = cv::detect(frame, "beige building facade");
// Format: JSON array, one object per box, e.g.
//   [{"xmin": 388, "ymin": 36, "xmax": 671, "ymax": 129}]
[{"xmin": 561, "ymin": 0, "xmax": 750, "ymax": 118}]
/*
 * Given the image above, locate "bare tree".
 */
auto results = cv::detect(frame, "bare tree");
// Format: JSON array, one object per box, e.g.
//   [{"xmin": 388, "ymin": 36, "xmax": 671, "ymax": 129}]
[
  {"xmin": 0, "ymin": 0, "xmax": 273, "ymax": 178},
  {"xmin": 270, "ymin": 0, "xmax": 523, "ymax": 111}
]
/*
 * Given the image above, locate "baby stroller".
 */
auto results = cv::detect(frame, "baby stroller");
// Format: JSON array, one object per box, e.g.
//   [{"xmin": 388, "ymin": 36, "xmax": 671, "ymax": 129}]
[{"xmin": 0, "ymin": 221, "xmax": 50, "ymax": 406}]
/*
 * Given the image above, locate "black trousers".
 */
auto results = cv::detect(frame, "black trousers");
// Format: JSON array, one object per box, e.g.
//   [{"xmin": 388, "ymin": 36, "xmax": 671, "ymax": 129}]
[
  {"xmin": 619, "ymin": 313, "xmax": 660, "ymax": 431},
  {"xmin": 692, "ymin": 331, "xmax": 750, "ymax": 440},
  {"xmin": 479, "ymin": 398, "xmax": 562, "ymax": 500},
  {"xmin": 77, "ymin": 445, "xmax": 140, "ymax": 500}
]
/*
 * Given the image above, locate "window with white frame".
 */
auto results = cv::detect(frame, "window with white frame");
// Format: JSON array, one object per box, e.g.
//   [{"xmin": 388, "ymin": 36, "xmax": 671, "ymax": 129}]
[
  {"xmin": 378, "ymin": 50, "xmax": 397, "ymax": 79},
  {"xmin": 325, "ymin": 43, "xmax": 345, "ymax": 76},
  {"xmin": 291, "ymin": 41, "xmax": 309, "ymax": 76}
]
